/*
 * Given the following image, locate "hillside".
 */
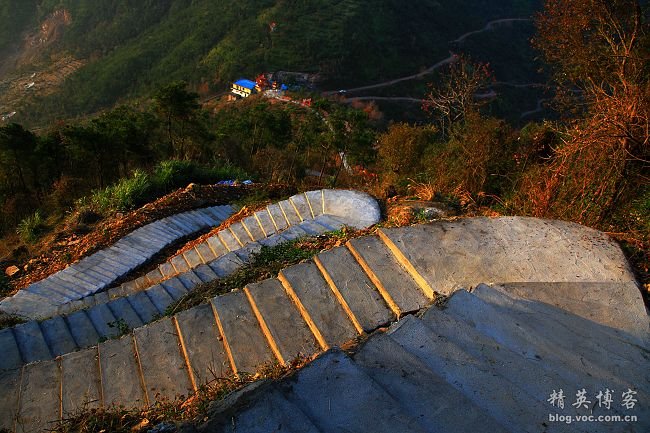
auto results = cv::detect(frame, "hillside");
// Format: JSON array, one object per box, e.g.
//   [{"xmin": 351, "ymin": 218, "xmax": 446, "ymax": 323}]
[{"xmin": 0, "ymin": 0, "xmax": 541, "ymax": 125}]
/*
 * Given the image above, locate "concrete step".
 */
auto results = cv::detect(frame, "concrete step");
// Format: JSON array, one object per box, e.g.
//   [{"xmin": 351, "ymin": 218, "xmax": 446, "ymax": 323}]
[
  {"xmin": 244, "ymin": 279, "xmax": 320, "ymax": 365},
  {"xmin": 470, "ymin": 284, "xmax": 650, "ymax": 388},
  {"xmin": 40, "ymin": 316, "xmax": 77, "ymax": 357},
  {"xmin": 388, "ymin": 315, "xmax": 566, "ymax": 433},
  {"xmin": 229, "ymin": 222, "xmax": 254, "ymax": 245},
  {"xmin": 289, "ymin": 193, "xmax": 313, "ymax": 221},
  {"xmin": 86, "ymin": 303, "xmax": 120, "ymax": 339},
  {"xmin": 159, "ymin": 261, "xmax": 177, "ymax": 278},
  {"xmin": 312, "ymin": 214, "xmax": 345, "ymax": 231},
  {"xmin": 182, "ymin": 247, "xmax": 205, "ymax": 268},
  {"xmin": 206, "ymin": 235, "xmax": 229, "ymax": 258},
  {"xmin": 218, "ymin": 229, "xmax": 242, "ymax": 251},
  {"xmin": 99, "ymin": 334, "xmax": 147, "ymax": 408},
  {"xmin": 258, "ymin": 233, "xmax": 288, "ymax": 248},
  {"xmin": 170, "ymin": 254, "xmax": 191, "ymax": 273},
  {"xmin": 198, "ymin": 384, "xmax": 321, "ymax": 433},
  {"xmin": 60, "ymin": 348, "xmax": 102, "ymax": 415},
  {"xmin": 296, "ymin": 219, "xmax": 327, "ymax": 236},
  {"xmin": 207, "ymin": 252, "xmax": 245, "ymax": 277},
  {"xmin": 253, "ymin": 208, "xmax": 278, "ymax": 237},
  {"xmin": 128, "ymin": 291, "xmax": 161, "ymax": 323},
  {"xmin": 279, "ymin": 225, "xmax": 309, "ymax": 241},
  {"xmin": 160, "ymin": 278, "xmax": 190, "ymax": 301},
  {"xmin": 65, "ymin": 310, "xmax": 100, "ymax": 348},
  {"xmin": 17, "ymin": 359, "xmax": 61, "ymax": 433},
  {"xmin": 354, "ymin": 332, "xmax": 510, "ymax": 433},
  {"xmin": 281, "ymin": 350, "xmax": 427, "ymax": 433},
  {"xmin": 233, "ymin": 242, "xmax": 262, "ymax": 264},
  {"xmin": 347, "ymin": 236, "xmax": 429, "ymax": 315},
  {"xmin": 322, "ymin": 189, "xmax": 381, "ymax": 229},
  {"xmin": 211, "ymin": 290, "xmax": 276, "ymax": 375},
  {"xmin": 134, "ymin": 317, "xmax": 193, "ymax": 402},
  {"xmin": 278, "ymin": 199, "xmax": 302, "ymax": 225},
  {"xmin": 496, "ymin": 281, "xmax": 649, "ymax": 341},
  {"xmin": 0, "ymin": 328, "xmax": 22, "ymax": 371},
  {"xmin": 177, "ymin": 269, "xmax": 203, "ymax": 290},
  {"xmin": 13, "ymin": 321, "xmax": 51, "ymax": 363},
  {"xmin": 107, "ymin": 297, "xmax": 144, "ymax": 330},
  {"xmin": 0, "ymin": 368, "xmax": 22, "ymax": 431},
  {"xmin": 195, "ymin": 241, "xmax": 217, "ymax": 263},
  {"xmin": 175, "ymin": 304, "xmax": 230, "ymax": 387},
  {"xmin": 266, "ymin": 203, "xmax": 289, "ymax": 231},
  {"xmin": 315, "ymin": 246, "xmax": 394, "ymax": 333},
  {"xmin": 145, "ymin": 268, "xmax": 164, "ymax": 286},
  {"xmin": 241, "ymin": 215, "xmax": 265, "ymax": 241},
  {"xmin": 304, "ymin": 190, "xmax": 324, "ymax": 217},
  {"xmin": 193, "ymin": 263, "xmax": 219, "ymax": 283},
  {"xmin": 279, "ymin": 261, "xmax": 358, "ymax": 349},
  {"xmin": 145, "ymin": 284, "xmax": 175, "ymax": 313}
]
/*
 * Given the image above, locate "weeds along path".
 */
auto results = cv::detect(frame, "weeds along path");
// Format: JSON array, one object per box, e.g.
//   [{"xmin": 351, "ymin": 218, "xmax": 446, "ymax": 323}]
[{"xmin": 325, "ymin": 18, "xmax": 533, "ymax": 96}]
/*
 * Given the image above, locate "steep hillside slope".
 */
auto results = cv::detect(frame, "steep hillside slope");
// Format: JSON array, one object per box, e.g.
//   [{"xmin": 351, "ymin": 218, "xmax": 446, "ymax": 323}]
[{"xmin": 1, "ymin": 0, "xmax": 541, "ymax": 124}]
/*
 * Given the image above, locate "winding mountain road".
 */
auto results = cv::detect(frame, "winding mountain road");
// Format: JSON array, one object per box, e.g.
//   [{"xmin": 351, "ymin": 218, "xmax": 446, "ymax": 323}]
[{"xmin": 325, "ymin": 18, "xmax": 533, "ymax": 96}]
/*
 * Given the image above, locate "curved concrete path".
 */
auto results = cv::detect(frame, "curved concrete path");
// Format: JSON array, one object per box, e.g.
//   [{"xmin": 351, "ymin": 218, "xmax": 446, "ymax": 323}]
[
  {"xmin": 0, "ymin": 217, "xmax": 647, "ymax": 432},
  {"xmin": 0, "ymin": 190, "xmax": 381, "ymax": 370},
  {"xmin": 0, "ymin": 206, "xmax": 236, "ymax": 320}
]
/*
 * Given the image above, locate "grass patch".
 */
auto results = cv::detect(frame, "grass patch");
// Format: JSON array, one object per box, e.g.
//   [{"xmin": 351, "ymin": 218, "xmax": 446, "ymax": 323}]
[
  {"xmin": 166, "ymin": 227, "xmax": 358, "ymax": 315},
  {"xmin": 16, "ymin": 211, "xmax": 46, "ymax": 243}
]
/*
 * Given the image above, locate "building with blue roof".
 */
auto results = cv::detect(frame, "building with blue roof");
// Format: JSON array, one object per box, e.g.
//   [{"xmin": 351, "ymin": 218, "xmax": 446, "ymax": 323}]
[{"xmin": 231, "ymin": 78, "xmax": 258, "ymax": 99}]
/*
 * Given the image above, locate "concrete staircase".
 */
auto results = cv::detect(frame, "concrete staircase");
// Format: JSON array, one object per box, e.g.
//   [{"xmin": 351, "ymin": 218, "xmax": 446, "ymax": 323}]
[
  {"xmin": 0, "ymin": 190, "xmax": 381, "ymax": 370},
  {"xmin": 0, "ymin": 206, "xmax": 236, "ymax": 320},
  {"xmin": 190, "ymin": 283, "xmax": 648, "ymax": 433},
  {"xmin": 0, "ymin": 217, "xmax": 646, "ymax": 433}
]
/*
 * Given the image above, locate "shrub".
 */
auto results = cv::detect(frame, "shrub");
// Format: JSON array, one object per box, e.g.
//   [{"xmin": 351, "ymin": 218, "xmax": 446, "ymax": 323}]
[
  {"xmin": 90, "ymin": 169, "xmax": 151, "ymax": 213},
  {"xmin": 16, "ymin": 211, "xmax": 46, "ymax": 243}
]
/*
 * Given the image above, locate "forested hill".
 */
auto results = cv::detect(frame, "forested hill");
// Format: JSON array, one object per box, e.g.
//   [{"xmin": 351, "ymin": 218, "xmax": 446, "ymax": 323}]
[{"xmin": 1, "ymin": 0, "xmax": 541, "ymax": 124}]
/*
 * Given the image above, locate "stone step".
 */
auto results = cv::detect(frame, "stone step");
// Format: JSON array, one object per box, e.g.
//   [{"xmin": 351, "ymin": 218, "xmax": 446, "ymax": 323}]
[
  {"xmin": 13, "ymin": 321, "xmax": 51, "ymax": 363},
  {"xmin": 253, "ymin": 208, "xmax": 278, "ymax": 236},
  {"xmin": 427, "ymin": 300, "xmax": 637, "ymax": 432},
  {"xmin": 496, "ymin": 281, "xmax": 649, "ymax": 341},
  {"xmin": 279, "ymin": 225, "xmax": 309, "ymax": 241},
  {"xmin": 65, "ymin": 310, "xmax": 100, "ymax": 348},
  {"xmin": 206, "ymin": 235, "xmax": 230, "ymax": 258},
  {"xmin": 315, "ymin": 246, "xmax": 394, "ymax": 333},
  {"xmin": 177, "ymin": 269, "xmax": 203, "ymax": 290},
  {"xmin": 233, "ymin": 242, "xmax": 262, "ymax": 264},
  {"xmin": 244, "ymin": 279, "xmax": 319, "ymax": 365},
  {"xmin": 160, "ymin": 278, "xmax": 190, "ymax": 301},
  {"xmin": 18, "ymin": 359, "xmax": 61, "ymax": 433},
  {"xmin": 258, "ymin": 233, "xmax": 288, "ymax": 248},
  {"xmin": 229, "ymin": 221, "xmax": 254, "ymax": 245},
  {"xmin": 193, "ymin": 263, "xmax": 219, "ymax": 283},
  {"xmin": 0, "ymin": 368, "xmax": 22, "ymax": 431},
  {"xmin": 279, "ymin": 261, "xmax": 358, "ymax": 349},
  {"xmin": 145, "ymin": 284, "xmax": 175, "ymax": 313},
  {"xmin": 278, "ymin": 199, "xmax": 302, "ymax": 225},
  {"xmin": 99, "ymin": 334, "xmax": 147, "ymax": 408},
  {"xmin": 289, "ymin": 193, "xmax": 312, "ymax": 221},
  {"xmin": 145, "ymin": 268, "xmax": 164, "ymax": 286},
  {"xmin": 207, "ymin": 252, "xmax": 245, "ymax": 277},
  {"xmin": 128, "ymin": 291, "xmax": 161, "ymax": 323},
  {"xmin": 296, "ymin": 219, "xmax": 327, "ymax": 236},
  {"xmin": 158, "ymin": 261, "xmax": 177, "ymax": 278},
  {"xmin": 170, "ymin": 254, "xmax": 191, "ymax": 273},
  {"xmin": 195, "ymin": 241, "xmax": 218, "ymax": 263},
  {"xmin": 312, "ymin": 214, "xmax": 345, "ymax": 231},
  {"xmin": 282, "ymin": 350, "xmax": 427, "ymax": 433},
  {"xmin": 241, "ymin": 215, "xmax": 265, "ymax": 241},
  {"xmin": 40, "ymin": 316, "xmax": 77, "ymax": 357},
  {"xmin": 470, "ymin": 284, "xmax": 650, "ymax": 387},
  {"xmin": 107, "ymin": 297, "xmax": 144, "ymax": 331},
  {"xmin": 266, "ymin": 203, "xmax": 289, "ymax": 231},
  {"xmin": 304, "ymin": 190, "xmax": 324, "ymax": 217},
  {"xmin": 0, "ymin": 328, "xmax": 23, "ymax": 371},
  {"xmin": 86, "ymin": 303, "xmax": 120, "ymax": 339},
  {"xmin": 60, "ymin": 348, "xmax": 102, "ymax": 415},
  {"xmin": 354, "ymin": 332, "xmax": 510, "ymax": 433},
  {"xmin": 218, "ymin": 228, "xmax": 242, "ymax": 251},
  {"xmin": 347, "ymin": 236, "xmax": 429, "ymax": 315},
  {"xmin": 388, "ymin": 315, "xmax": 565, "ymax": 433},
  {"xmin": 322, "ymin": 189, "xmax": 380, "ymax": 229},
  {"xmin": 174, "ymin": 304, "xmax": 230, "ymax": 387},
  {"xmin": 211, "ymin": 290, "xmax": 276, "ymax": 375},
  {"xmin": 182, "ymin": 247, "xmax": 205, "ymax": 268},
  {"xmin": 134, "ymin": 317, "xmax": 193, "ymax": 402},
  {"xmin": 201, "ymin": 385, "xmax": 321, "ymax": 433}
]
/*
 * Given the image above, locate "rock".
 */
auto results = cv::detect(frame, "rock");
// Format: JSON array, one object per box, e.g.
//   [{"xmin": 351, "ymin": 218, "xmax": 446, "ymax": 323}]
[{"xmin": 5, "ymin": 266, "xmax": 19, "ymax": 277}]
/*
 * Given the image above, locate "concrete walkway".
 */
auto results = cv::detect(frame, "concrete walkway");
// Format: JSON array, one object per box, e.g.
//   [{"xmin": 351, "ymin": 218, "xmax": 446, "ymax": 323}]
[
  {"xmin": 0, "ymin": 217, "xmax": 646, "ymax": 432},
  {"xmin": 0, "ymin": 206, "xmax": 236, "ymax": 320},
  {"xmin": 0, "ymin": 190, "xmax": 381, "ymax": 370}
]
